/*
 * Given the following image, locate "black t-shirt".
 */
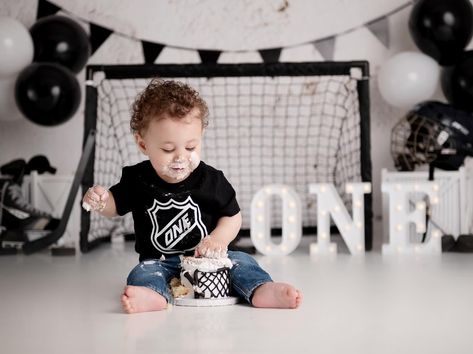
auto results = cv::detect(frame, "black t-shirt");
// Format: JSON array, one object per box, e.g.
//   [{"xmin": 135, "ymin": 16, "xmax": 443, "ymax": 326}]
[{"xmin": 109, "ymin": 160, "xmax": 240, "ymax": 261}]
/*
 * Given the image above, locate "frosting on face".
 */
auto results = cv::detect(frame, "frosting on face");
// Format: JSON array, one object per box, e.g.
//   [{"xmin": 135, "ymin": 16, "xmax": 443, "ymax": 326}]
[{"xmin": 160, "ymin": 151, "xmax": 200, "ymax": 182}]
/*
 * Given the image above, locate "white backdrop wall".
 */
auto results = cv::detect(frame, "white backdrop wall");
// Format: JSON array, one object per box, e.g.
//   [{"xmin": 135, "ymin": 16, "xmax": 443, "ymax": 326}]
[{"xmin": 1, "ymin": 0, "xmax": 472, "ymax": 232}]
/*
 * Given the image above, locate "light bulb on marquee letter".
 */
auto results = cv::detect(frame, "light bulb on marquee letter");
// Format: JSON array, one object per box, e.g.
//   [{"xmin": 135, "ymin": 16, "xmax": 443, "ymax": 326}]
[
  {"xmin": 309, "ymin": 182, "xmax": 370, "ymax": 256},
  {"xmin": 250, "ymin": 184, "xmax": 302, "ymax": 256},
  {"xmin": 382, "ymin": 181, "xmax": 441, "ymax": 255}
]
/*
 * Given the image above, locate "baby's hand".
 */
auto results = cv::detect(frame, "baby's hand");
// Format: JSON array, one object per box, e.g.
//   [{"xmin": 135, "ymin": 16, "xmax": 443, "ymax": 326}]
[
  {"xmin": 82, "ymin": 185, "xmax": 109, "ymax": 212},
  {"xmin": 194, "ymin": 236, "xmax": 228, "ymax": 258}
]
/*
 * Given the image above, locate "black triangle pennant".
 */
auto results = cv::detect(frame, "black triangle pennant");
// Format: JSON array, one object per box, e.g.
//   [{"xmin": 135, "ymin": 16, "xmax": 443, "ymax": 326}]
[
  {"xmin": 198, "ymin": 50, "xmax": 221, "ymax": 64},
  {"xmin": 36, "ymin": 0, "xmax": 61, "ymax": 20},
  {"xmin": 259, "ymin": 48, "xmax": 282, "ymax": 63},
  {"xmin": 142, "ymin": 41, "xmax": 165, "ymax": 64},
  {"xmin": 89, "ymin": 23, "xmax": 113, "ymax": 55}
]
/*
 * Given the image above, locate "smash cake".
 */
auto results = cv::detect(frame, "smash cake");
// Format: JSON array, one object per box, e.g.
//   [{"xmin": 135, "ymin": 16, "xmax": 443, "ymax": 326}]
[{"xmin": 171, "ymin": 256, "xmax": 238, "ymax": 306}]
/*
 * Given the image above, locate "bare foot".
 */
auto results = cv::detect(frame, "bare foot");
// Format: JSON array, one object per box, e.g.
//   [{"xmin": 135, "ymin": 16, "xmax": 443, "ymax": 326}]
[
  {"xmin": 121, "ymin": 285, "xmax": 168, "ymax": 314},
  {"xmin": 251, "ymin": 282, "xmax": 302, "ymax": 309}
]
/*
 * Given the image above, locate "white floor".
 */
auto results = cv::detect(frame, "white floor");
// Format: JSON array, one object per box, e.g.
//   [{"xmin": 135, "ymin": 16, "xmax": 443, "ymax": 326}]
[{"xmin": 1, "ymin": 236, "xmax": 473, "ymax": 354}]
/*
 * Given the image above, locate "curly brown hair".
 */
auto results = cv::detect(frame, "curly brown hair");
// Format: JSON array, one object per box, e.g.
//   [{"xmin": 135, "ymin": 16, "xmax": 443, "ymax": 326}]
[{"xmin": 130, "ymin": 79, "xmax": 209, "ymax": 134}]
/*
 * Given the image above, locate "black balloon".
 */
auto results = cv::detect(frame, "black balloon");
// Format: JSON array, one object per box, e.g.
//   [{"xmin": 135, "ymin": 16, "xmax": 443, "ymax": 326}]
[
  {"xmin": 30, "ymin": 15, "xmax": 91, "ymax": 73},
  {"xmin": 441, "ymin": 51, "xmax": 473, "ymax": 112},
  {"xmin": 441, "ymin": 50, "xmax": 473, "ymax": 112},
  {"xmin": 15, "ymin": 63, "xmax": 81, "ymax": 126},
  {"xmin": 409, "ymin": 0, "xmax": 473, "ymax": 66}
]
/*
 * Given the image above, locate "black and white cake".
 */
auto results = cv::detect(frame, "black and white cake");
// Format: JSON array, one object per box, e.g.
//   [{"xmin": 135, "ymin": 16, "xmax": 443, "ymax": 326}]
[{"xmin": 179, "ymin": 256, "xmax": 233, "ymax": 299}]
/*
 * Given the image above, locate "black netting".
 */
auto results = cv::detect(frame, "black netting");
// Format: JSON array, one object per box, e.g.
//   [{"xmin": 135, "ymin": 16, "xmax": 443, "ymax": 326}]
[{"xmin": 194, "ymin": 267, "xmax": 231, "ymax": 299}]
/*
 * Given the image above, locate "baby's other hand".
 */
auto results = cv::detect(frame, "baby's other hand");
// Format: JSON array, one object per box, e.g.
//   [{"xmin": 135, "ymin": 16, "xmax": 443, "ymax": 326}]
[
  {"xmin": 194, "ymin": 236, "xmax": 227, "ymax": 258},
  {"xmin": 82, "ymin": 185, "xmax": 109, "ymax": 212}
]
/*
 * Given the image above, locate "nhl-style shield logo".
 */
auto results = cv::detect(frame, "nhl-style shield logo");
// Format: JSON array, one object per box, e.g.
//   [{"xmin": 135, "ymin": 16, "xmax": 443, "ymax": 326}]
[{"xmin": 147, "ymin": 196, "xmax": 208, "ymax": 254}]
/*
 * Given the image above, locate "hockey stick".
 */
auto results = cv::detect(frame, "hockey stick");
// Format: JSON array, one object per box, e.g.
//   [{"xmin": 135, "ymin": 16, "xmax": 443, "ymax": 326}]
[{"xmin": 22, "ymin": 130, "xmax": 96, "ymax": 254}]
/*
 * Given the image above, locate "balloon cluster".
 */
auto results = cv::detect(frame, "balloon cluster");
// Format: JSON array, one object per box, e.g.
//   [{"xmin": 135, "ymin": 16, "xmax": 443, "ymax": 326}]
[
  {"xmin": 378, "ymin": 0, "xmax": 473, "ymax": 110},
  {"xmin": 0, "ymin": 16, "xmax": 90, "ymax": 126}
]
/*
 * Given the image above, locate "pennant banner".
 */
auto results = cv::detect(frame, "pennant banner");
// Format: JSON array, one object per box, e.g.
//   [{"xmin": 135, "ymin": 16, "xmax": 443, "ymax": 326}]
[
  {"xmin": 259, "ymin": 48, "xmax": 282, "ymax": 63},
  {"xmin": 313, "ymin": 36, "xmax": 335, "ymax": 61},
  {"xmin": 89, "ymin": 23, "xmax": 113, "ymax": 55},
  {"xmin": 366, "ymin": 16, "xmax": 390, "ymax": 48},
  {"xmin": 142, "ymin": 41, "xmax": 165, "ymax": 64},
  {"xmin": 36, "ymin": 0, "xmax": 60, "ymax": 20},
  {"xmin": 32, "ymin": 0, "xmax": 411, "ymax": 64},
  {"xmin": 198, "ymin": 50, "xmax": 222, "ymax": 64}
]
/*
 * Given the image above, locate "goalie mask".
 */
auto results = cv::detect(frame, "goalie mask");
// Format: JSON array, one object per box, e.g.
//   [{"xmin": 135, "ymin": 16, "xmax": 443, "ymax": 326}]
[{"xmin": 391, "ymin": 101, "xmax": 473, "ymax": 171}]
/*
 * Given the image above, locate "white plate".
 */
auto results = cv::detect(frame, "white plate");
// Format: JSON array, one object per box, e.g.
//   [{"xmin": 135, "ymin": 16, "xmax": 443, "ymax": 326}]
[{"xmin": 174, "ymin": 296, "xmax": 239, "ymax": 307}]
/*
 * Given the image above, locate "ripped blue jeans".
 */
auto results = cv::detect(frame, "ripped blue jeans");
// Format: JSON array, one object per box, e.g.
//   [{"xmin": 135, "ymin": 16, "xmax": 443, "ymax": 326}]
[{"xmin": 126, "ymin": 251, "xmax": 273, "ymax": 305}]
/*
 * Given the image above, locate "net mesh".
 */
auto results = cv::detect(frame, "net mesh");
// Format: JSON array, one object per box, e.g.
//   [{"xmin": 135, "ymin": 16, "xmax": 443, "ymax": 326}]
[
  {"xmin": 194, "ymin": 268, "xmax": 231, "ymax": 299},
  {"xmin": 87, "ymin": 73, "xmax": 363, "ymax": 243}
]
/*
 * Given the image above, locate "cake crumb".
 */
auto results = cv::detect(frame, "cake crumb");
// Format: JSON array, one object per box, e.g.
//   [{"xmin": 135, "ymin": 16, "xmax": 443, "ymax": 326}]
[{"xmin": 170, "ymin": 277, "xmax": 190, "ymax": 298}]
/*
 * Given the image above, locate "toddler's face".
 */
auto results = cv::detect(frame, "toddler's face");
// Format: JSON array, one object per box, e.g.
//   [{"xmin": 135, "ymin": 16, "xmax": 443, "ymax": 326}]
[{"xmin": 135, "ymin": 109, "xmax": 203, "ymax": 183}]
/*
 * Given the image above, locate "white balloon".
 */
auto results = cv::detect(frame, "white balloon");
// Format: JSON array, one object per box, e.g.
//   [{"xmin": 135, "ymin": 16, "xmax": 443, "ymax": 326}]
[
  {"xmin": 0, "ymin": 77, "xmax": 22, "ymax": 122},
  {"xmin": 377, "ymin": 51, "xmax": 440, "ymax": 108},
  {"xmin": 0, "ymin": 17, "xmax": 34, "ymax": 78}
]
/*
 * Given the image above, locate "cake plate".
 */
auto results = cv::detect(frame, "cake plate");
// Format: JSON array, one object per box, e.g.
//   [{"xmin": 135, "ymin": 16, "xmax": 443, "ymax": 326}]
[{"xmin": 175, "ymin": 296, "xmax": 239, "ymax": 307}]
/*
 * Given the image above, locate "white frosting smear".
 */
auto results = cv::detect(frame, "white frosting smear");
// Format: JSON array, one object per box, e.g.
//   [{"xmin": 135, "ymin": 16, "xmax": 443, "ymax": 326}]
[
  {"xmin": 160, "ymin": 152, "xmax": 200, "ymax": 182},
  {"xmin": 181, "ymin": 256, "xmax": 233, "ymax": 273}
]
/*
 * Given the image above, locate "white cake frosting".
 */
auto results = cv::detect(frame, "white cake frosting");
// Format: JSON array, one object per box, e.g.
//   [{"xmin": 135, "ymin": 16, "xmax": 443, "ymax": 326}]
[{"xmin": 181, "ymin": 256, "xmax": 233, "ymax": 273}]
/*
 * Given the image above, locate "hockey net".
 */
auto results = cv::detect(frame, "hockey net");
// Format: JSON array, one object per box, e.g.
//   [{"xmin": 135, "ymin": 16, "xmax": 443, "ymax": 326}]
[{"xmin": 81, "ymin": 62, "xmax": 372, "ymax": 251}]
